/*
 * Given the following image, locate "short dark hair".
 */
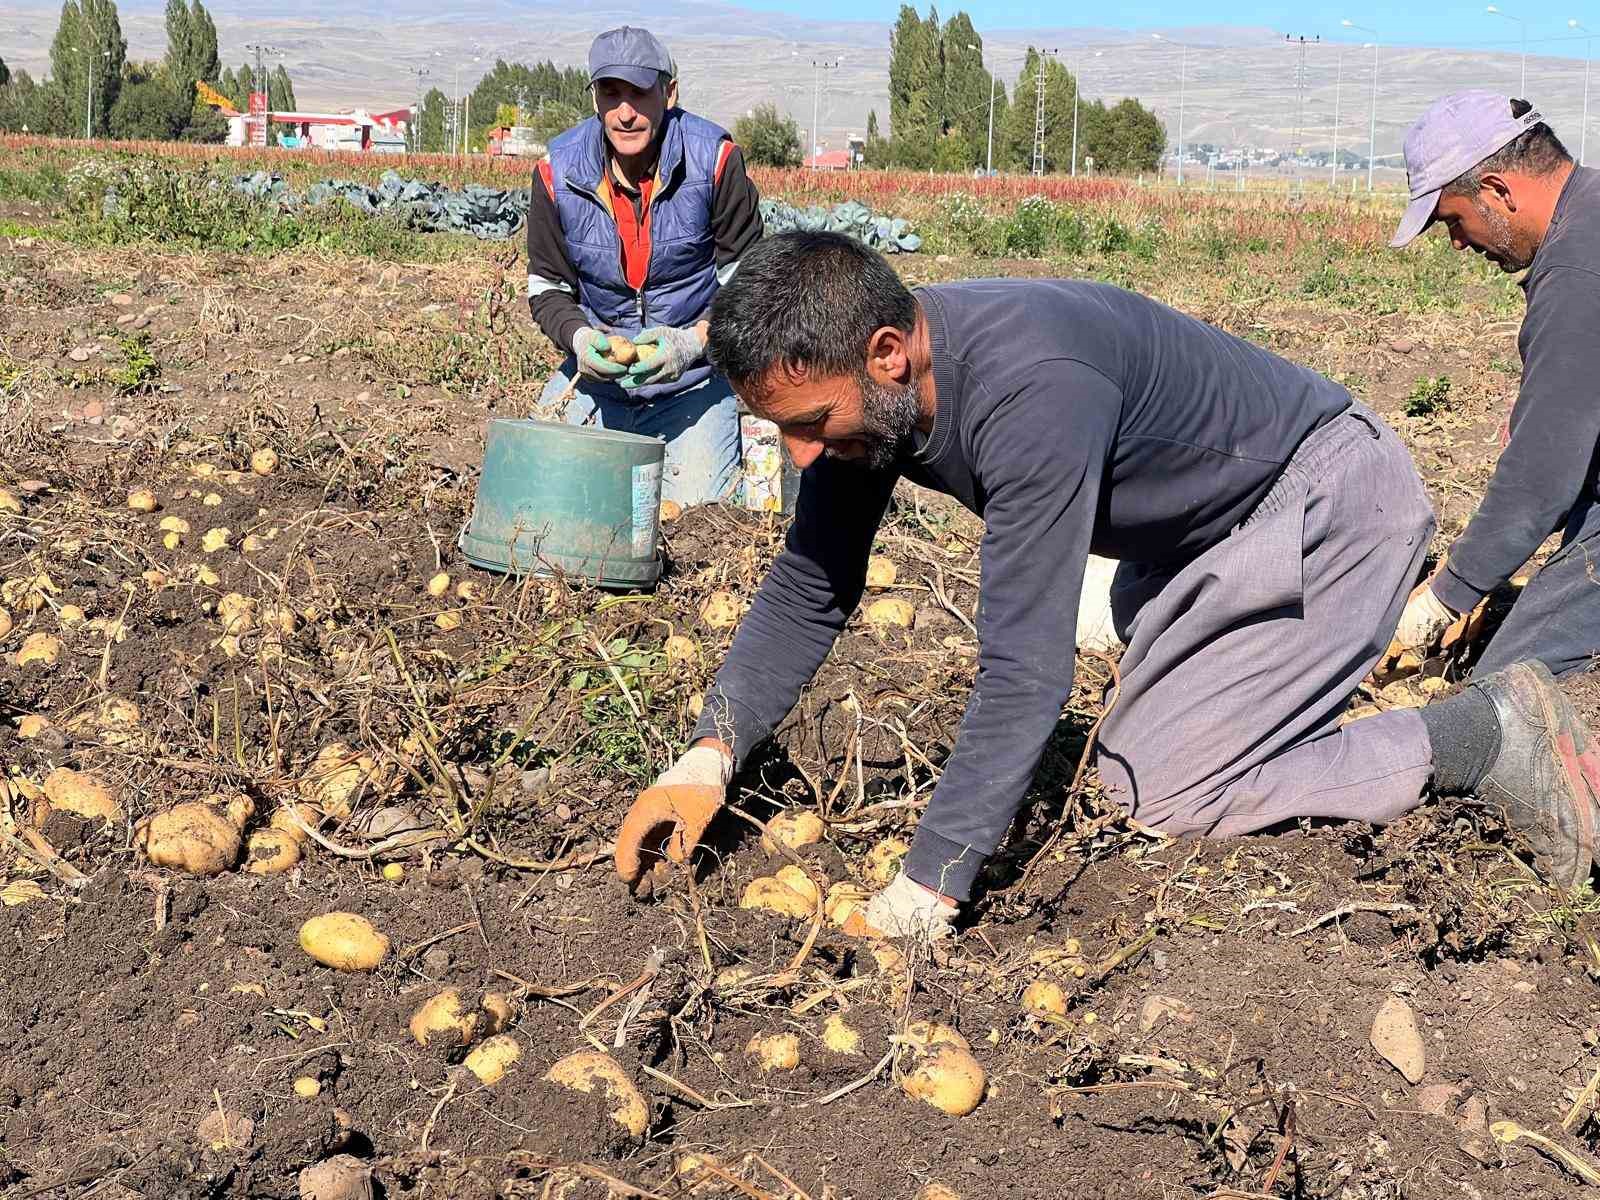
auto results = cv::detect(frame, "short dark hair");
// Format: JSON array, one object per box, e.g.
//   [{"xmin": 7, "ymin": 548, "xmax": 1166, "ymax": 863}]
[
  {"xmin": 708, "ymin": 231, "xmax": 918, "ymax": 394},
  {"xmin": 1445, "ymin": 98, "xmax": 1571, "ymax": 197}
]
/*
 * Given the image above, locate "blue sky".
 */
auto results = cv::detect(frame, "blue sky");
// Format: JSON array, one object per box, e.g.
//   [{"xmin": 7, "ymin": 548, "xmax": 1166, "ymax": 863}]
[{"xmin": 732, "ymin": 0, "xmax": 1600, "ymax": 54}]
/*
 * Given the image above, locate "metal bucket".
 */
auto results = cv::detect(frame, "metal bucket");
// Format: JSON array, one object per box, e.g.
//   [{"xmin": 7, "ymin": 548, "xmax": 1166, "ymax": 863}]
[{"xmin": 459, "ymin": 418, "xmax": 664, "ymax": 588}]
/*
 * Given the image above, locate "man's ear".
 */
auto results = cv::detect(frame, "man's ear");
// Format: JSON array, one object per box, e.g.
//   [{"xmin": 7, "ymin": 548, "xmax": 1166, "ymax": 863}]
[
  {"xmin": 1480, "ymin": 171, "xmax": 1517, "ymax": 213},
  {"xmin": 864, "ymin": 325, "xmax": 910, "ymax": 385},
  {"xmin": 665, "ymin": 79, "xmax": 679, "ymax": 110}
]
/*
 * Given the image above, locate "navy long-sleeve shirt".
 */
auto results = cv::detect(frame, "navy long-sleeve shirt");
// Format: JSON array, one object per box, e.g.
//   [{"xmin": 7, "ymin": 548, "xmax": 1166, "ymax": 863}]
[
  {"xmin": 1435, "ymin": 165, "xmax": 1600, "ymax": 613},
  {"xmin": 693, "ymin": 279, "xmax": 1349, "ymax": 899}
]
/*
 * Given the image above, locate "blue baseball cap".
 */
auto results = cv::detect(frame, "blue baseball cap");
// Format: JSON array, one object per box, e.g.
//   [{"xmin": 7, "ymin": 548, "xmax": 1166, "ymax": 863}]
[
  {"xmin": 1391, "ymin": 90, "xmax": 1547, "ymax": 248},
  {"xmin": 588, "ymin": 26, "xmax": 673, "ymax": 90}
]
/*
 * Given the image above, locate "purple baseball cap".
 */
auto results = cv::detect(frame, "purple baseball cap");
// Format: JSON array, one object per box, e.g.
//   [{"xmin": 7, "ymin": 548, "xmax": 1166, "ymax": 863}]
[
  {"xmin": 588, "ymin": 26, "xmax": 673, "ymax": 90},
  {"xmin": 1390, "ymin": 90, "xmax": 1547, "ymax": 247}
]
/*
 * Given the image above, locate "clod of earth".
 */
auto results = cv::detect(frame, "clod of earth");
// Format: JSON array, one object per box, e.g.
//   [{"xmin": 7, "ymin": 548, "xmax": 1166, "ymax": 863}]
[
  {"xmin": 745, "ymin": 1031, "xmax": 801, "ymax": 1072},
  {"xmin": 740, "ymin": 875, "xmax": 815, "ymax": 918},
  {"xmin": 197, "ymin": 1109, "xmax": 254, "ymax": 1151},
  {"xmin": 1021, "ymin": 979, "xmax": 1068, "ymax": 1018},
  {"xmin": 299, "ymin": 912, "xmax": 391, "ymax": 971},
  {"xmin": 42, "ymin": 768, "xmax": 121, "ymax": 822},
  {"xmin": 865, "ymin": 555, "xmax": 899, "ymax": 589},
  {"xmin": 902, "ymin": 1043, "xmax": 987, "ymax": 1116},
  {"xmin": 760, "ymin": 809, "xmax": 825, "ymax": 854},
  {"xmin": 137, "ymin": 798, "xmax": 247, "ymax": 875},
  {"xmin": 1370, "ymin": 996, "xmax": 1426, "ymax": 1084},
  {"xmin": 14, "ymin": 632, "xmax": 62, "ymax": 668},
  {"xmin": 865, "ymin": 597, "xmax": 915, "ymax": 629},
  {"xmin": 250, "ymin": 448, "xmax": 279, "ymax": 475},
  {"xmin": 297, "ymin": 1154, "xmax": 374, "ymax": 1200},
  {"xmin": 543, "ymin": 1051, "xmax": 648, "ymax": 1135},
  {"xmin": 700, "ymin": 590, "xmax": 742, "ymax": 629},
  {"xmin": 822, "ymin": 1013, "xmax": 862, "ymax": 1054},
  {"xmin": 1138, "ymin": 993, "xmax": 1196, "ymax": 1033},
  {"xmin": 126, "ymin": 488, "xmax": 158, "ymax": 512}
]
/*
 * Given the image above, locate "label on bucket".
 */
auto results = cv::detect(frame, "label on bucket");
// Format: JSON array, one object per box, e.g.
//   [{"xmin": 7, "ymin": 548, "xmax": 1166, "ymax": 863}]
[{"xmin": 631, "ymin": 462, "xmax": 662, "ymax": 558}]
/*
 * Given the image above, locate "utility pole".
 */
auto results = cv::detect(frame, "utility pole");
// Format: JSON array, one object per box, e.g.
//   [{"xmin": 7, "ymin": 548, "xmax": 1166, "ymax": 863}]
[
  {"xmin": 1486, "ymin": 6, "xmax": 1528, "ymax": 96},
  {"xmin": 1331, "ymin": 42, "xmax": 1346, "ymax": 189},
  {"xmin": 1342, "ymin": 20, "xmax": 1380, "ymax": 192},
  {"xmin": 1071, "ymin": 50, "xmax": 1103, "ymax": 177},
  {"xmin": 810, "ymin": 58, "xmax": 841, "ymax": 161},
  {"xmin": 1031, "ymin": 48, "xmax": 1057, "ymax": 176},
  {"xmin": 411, "ymin": 66, "xmax": 429, "ymax": 153},
  {"xmin": 244, "ymin": 42, "xmax": 278, "ymax": 147},
  {"xmin": 1151, "ymin": 34, "xmax": 1191, "ymax": 185},
  {"xmin": 1286, "ymin": 35, "xmax": 1319, "ymax": 197}
]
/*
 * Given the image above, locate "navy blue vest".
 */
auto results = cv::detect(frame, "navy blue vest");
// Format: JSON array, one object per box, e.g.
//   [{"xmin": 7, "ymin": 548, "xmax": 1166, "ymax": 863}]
[{"xmin": 547, "ymin": 109, "xmax": 728, "ymax": 401}]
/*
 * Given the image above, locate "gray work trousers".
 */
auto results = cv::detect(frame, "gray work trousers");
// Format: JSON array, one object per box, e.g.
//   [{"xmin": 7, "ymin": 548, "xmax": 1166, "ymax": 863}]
[{"xmin": 1095, "ymin": 403, "xmax": 1439, "ymax": 835}]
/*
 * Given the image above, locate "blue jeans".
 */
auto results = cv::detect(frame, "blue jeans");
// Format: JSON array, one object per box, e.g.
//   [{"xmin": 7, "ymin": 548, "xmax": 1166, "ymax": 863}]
[
  {"xmin": 540, "ymin": 363, "xmax": 742, "ymax": 508},
  {"xmin": 1474, "ymin": 493, "xmax": 1600, "ymax": 678}
]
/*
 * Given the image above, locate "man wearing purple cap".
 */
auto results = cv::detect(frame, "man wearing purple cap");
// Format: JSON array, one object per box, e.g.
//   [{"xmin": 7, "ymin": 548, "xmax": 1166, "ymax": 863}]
[
  {"xmin": 525, "ymin": 26, "xmax": 763, "ymax": 506},
  {"xmin": 1390, "ymin": 91, "xmax": 1600, "ymax": 682}
]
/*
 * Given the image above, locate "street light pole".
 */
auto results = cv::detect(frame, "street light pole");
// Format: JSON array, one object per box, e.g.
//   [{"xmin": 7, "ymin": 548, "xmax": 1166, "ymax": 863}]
[
  {"xmin": 1152, "ymin": 34, "xmax": 1190, "ymax": 185},
  {"xmin": 1487, "ymin": 5, "xmax": 1528, "ymax": 95},
  {"xmin": 810, "ymin": 58, "xmax": 841, "ymax": 161},
  {"xmin": 1574, "ymin": 19, "xmax": 1592, "ymax": 166},
  {"xmin": 1343, "ymin": 20, "xmax": 1380, "ymax": 192},
  {"xmin": 1331, "ymin": 43, "xmax": 1345, "ymax": 188}
]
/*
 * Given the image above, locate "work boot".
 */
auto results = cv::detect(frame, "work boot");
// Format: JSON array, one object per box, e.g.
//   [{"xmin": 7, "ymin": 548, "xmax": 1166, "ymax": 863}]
[{"xmin": 1471, "ymin": 661, "xmax": 1600, "ymax": 888}]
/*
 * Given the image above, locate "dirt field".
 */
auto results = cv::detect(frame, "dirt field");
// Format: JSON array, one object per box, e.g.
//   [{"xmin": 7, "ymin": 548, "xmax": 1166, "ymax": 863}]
[{"xmin": 5, "ymin": 224, "xmax": 1600, "ymax": 1200}]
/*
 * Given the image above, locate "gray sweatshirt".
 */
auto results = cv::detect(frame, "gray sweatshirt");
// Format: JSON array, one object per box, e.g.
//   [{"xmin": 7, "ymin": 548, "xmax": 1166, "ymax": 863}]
[
  {"xmin": 1436, "ymin": 165, "xmax": 1600, "ymax": 612},
  {"xmin": 692, "ymin": 279, "xmax": 1349, "ymax": 899}
]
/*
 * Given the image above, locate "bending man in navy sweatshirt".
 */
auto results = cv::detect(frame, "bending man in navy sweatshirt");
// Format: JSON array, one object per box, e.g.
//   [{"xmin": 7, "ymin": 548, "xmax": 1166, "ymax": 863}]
[{"xmin": 614, "ymin": 232, "xmax": 1600, "ymax": 936}]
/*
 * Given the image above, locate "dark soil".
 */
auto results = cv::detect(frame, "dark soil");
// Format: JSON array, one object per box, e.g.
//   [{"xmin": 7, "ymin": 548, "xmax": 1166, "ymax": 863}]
[{"xmin": 5, "ymin": 233, "xmax": 1600, "ymax": 1200}]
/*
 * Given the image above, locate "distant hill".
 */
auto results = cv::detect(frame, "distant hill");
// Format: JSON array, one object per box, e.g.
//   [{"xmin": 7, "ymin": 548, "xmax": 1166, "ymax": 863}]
[{"xmin": 4, "ymin": 1, "xmax": 1597, "ymax": 168}]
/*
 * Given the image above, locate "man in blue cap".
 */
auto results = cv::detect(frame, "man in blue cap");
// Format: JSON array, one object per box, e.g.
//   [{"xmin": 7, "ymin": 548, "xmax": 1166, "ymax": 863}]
[
  {"xmin": 1389, "ymin": 92, "xmax": 1600, "ymax": 680},
  {"xmin": 525, "ymin": 26, "xmax": 763, "ymax": 506}
]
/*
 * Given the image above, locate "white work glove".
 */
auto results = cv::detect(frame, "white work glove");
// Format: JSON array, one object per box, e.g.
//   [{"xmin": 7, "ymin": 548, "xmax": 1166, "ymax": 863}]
[
  {"xmin": 1393, "ymin": 584, "xmax": 1457, "ymax": 654},
  {"xmin": 1076, "ymin": 554, "xmax": 1125, "ymax": 652},
  {"xmin": 862, "ymin": 871, "xmax": 958, "ymax": 940},
  {"xmin": 657, "ymin": 743, "xmax": 734, "ymax": 789},
  {"xmin": 572, "ymin": 326, "xmax": 628, "ymax": 383},
  {"xmin": 614, "ymin": 744, "xmax": 734, "ymax": 888}
]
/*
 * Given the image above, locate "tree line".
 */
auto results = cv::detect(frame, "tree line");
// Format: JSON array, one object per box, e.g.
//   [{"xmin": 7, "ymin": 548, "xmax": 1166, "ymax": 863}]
[
  {"xmin": 412, "ymin": 59, "xmax": 590, "ymax": 153},
  {"xmin": 0, "ymin": 0, "xmax": 299, "ymax": 142}
]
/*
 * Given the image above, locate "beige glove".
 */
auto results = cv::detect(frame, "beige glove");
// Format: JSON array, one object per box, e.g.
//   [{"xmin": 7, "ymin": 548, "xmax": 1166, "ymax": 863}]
[
  {"xmin": 614, "ymin": 744, "xmax": 733, "ymax": 888},
  {"xmin": 1393, "ymin": 583, "xmax": 1457, "ymax": 654},
  {"xmin": 859, "ymin": 871, "xmax": 958, "ymax": 940}
]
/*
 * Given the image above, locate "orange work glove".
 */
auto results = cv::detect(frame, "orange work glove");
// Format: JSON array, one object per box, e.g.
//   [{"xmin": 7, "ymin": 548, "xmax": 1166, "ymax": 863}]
[{"xmin": 614, "ymin": 743, "xmax": 733, "ymax": 889}]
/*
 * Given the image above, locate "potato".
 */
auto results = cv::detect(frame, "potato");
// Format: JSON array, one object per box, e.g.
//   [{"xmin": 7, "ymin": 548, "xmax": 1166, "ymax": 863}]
[
  {"xmin": 760, "ymin": 809, "xmax": 825, "ymax": 854},
  {"xmin": 245, "ymin": 829, "xmax": 302, "ymax": 875},
  {"xmin": 298, "ymin": 1155, "xmax": 373, "ymax": 1200},
  {"xmin": 637, "ymin": 343, "xmax": 662, "ymax": 366},
  {"xmin": 17, "ymin": 714, "xmax": 50, "ymax": 739},
  {"xmin": 902, "ymin": 1020, "xmax": 970, "ymax": 1052},
  {"xmin": 543, "ymin": 1050, "xmax": 649, "ymax": 1135},
  {"xmin": 863, "ymin": 837, "xmax": 909, "ymax": 886},
  {"xmin": 217, "ymin": 592, "xmax": 256, "ymax": 636},
  {"xmin": 241, "ymin": 535, "xmax": 265, "ymax": 553},
  {"xmin": 299, "ymin": 912, "xmax": 390, "ymax": 971},
  {"xmin": 250, "ymin": 448, "xmax": 279, "ymax": 476},
  {"xmin": 409, "ymin": 988, "xmax": 480, "ymax": 1047},
  {"xmin": 158, "ymin": 515, "xmax": 190, "ymax": 535},
  {"xmin": 0, "ymin": 607, "xmax": 11, "ymax": 639},
  {"xmin": 0, "ymin": 489, "xmax": 21, "ymax": 513},
  {"xmin": 822, "ymin": 1013, "xmax": 862, "ymax": 1055},
  {"xmin": 43, "ymin": 768, "xmax": 122, "ymax": 822},
  {"xmin": 1021, "ymin": 979, "xmax": 1068, "ymax": 1018},
  {"xmin": 14, "ymin": 632, "xmax": 62, "ymax": 669},
  {"xmin": 138, "ymin": 800, "xmax": 243, "ymax": 875},
  {"xmin": 202, "ymin": 527, "xmax": 231, "ymax": 553},
  {"xmin": 57, "ymin": 604, "xmax": 86, "ymax": 627},
  {"xmin": 426, "ymin": 571, "xmax": 450, "ymax": 598},
  {"xmin": 381, "ymin": 863, "xmax": 404, "ymax": 882},
  {"xmin": 775, "ymin": 864, "xmax": 821, "ymax": 905},
  {"xmin": 300, "ymin": 743, "xmax": 380, "ymax": 819},
  {"xmin": 481, "ymin": 992, "xmax": 516, "ymax": 1035},
  {"xmin": 434, "ymin": 611, "xmax": 463, "ymax": 631},
  {"xmin": 902, "ymin": 1043, "xmax": 986, "ymax": 1115},
  {"xmin": 659, "ymin": 498, "xmax": 683, "ymax": 522},
  {"xmin": 739, "ymin": 876, "xmax": 814, "ymax": 918},
  {"xmin": 825, "ymin": 882, "xmax": 873, "ymax": 928},
  {"xmin": 605, "ymin": 334, "xmax": 639, "ymax": 365},
  {"xmin": 455, "ymin": 580, "xmax": 482, "ymax": 602},
  {"xmin": 714, "ymin": 964, "xmax": 758, "ymax": 990},
  {"xmin": 916, "ymin": 1185, "xmax": 962, "ymax": 1200},
  {"xmin": 203, "ymin": 492, "xmax": 223, "ymax": 507},
  {"xmin": 127, "ymin": 488, "xmax": 159, "ymax": 513},
  {"xmin": 2, "ymin": 880, "xmax": 47, "ymax": 906},
  {"xmin": 865, "ymin": 555, "xmax": 898, "ymax": 589},
  {"xmin": 293, "ymin": 1075, "xmax": 321, "ymax": 1098},
  {"xmin": 664, "ymin": 634, "xmax": 699, "ymax": 666},
  {"xmin": 745, "ymin": 1030, "xmax": 800, "ymax": 1072},
  {"xmin": 699, "ymin": 590, "xmax": 742, "ymax": 629},
  {"xmin": 865, "ymin": 597, "xmax": 915, "ymax": 629},
  {"xmin": 271, "ymin": 803, "xmax": 320, "ymax": 844},
  {"xmin": 196, "ymin": 565, "xmax": 221, "ymax": 586}
]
